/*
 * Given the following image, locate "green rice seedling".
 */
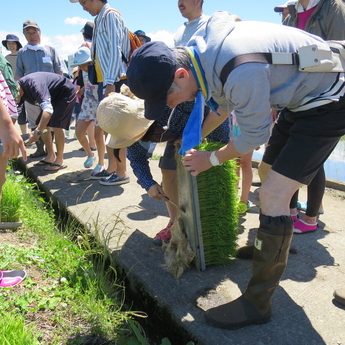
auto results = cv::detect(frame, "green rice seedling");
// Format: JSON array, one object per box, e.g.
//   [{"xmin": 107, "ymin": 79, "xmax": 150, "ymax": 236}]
[
  {"xmin": 0, "ymin": 173, "xmax": 24, "ymax": 222},
  {"xmin": 196, "ymin": 142, "xmax": 239, "ymax": 265},
  {"xmin": 0, "ymin": 313, "xmax": 40, "ymax": 345}
]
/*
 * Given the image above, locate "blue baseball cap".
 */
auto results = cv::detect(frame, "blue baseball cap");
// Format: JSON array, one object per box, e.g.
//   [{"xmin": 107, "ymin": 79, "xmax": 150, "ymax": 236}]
[{"xmin": 127, "ymin": 41, "xmax": 176, "ymax": 120}]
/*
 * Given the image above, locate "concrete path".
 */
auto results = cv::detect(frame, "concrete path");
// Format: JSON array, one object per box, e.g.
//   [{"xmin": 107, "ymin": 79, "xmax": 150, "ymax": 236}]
[{"xmin": 19, "ymin": 134, "xmax": 345, "ymax": 345}]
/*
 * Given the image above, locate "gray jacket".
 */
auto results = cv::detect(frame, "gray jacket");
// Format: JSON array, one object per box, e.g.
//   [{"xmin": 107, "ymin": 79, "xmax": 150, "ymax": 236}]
[
  {"xmin": 187, "ymin": 11, "xmax": 344, "ymax": 154},
  {"xmin": 284, "ymin": 0, "xmax": 345, "ymax": 40}
]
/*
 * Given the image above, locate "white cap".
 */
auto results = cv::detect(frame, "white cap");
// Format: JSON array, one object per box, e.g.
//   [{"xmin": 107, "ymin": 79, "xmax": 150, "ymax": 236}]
[{"xmin": 274, "ymin": 0, "xmax": 296, "ymax": 12}]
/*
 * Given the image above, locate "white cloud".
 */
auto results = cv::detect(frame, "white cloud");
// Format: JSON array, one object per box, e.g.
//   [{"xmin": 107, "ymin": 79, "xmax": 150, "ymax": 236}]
[
  {"xmin": 147, "ymin": 30, "xmax": 176, "ymax": 48},
  {"xmin": 64, "ymin": 17, "xmax": 88, "ymax": 26}
]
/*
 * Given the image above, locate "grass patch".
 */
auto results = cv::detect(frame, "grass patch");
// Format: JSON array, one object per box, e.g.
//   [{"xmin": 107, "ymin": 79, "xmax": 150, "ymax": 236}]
[
  {"xmin": 0, "ymin": 173, "xmax": 23, "ymax": 222},
  {"xmin": 0, "ymin": 169, "xmax": 145, "ymax": 344}
]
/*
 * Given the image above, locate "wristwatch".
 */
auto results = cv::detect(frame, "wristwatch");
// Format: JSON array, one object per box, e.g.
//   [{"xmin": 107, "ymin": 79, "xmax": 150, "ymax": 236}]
[
  {"xmin": 209, "ymin": 151, "xmax": 221, "ymax": 166},
  {"xmin": 34, "ymin": 129, "xmax": 48, "ymax": 136}
]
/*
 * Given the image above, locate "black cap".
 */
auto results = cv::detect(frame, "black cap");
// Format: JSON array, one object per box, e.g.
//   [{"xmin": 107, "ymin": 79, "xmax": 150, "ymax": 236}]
[
  {"xmin": 81, "ymin": 21, "xmax": 94, "ymax": 38},
  {"xmin": 127, "ymin": 41, "xmax": 176, "ymax": 120}
]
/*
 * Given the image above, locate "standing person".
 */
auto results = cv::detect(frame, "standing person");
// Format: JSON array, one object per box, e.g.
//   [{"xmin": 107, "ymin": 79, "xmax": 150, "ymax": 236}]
[
  {"xmin": 274, "ymin": 1, "xmax": 296, "ymax": 22},
  {"xmin": 127, "ymin": 12, "xmax": 345, "ymax": 329},
  {"xmin": 260, "ymin": 0, "xmax": 345, "ymax": 233},
  {"xmin": 174, "ymin": 0, "xmax": 209, "ymax": 47},
  {"xmin": 15, "ymin": 19, "xmax": 64, "ymax": 159},
  {"xmin": 70, "ymin": 0, "xmax": 130, "ymax": 186},
  {"xmin": 2, "ymin": 34, "xmax": 22, "ymax": 75},
  {"xmin": 2, "ymin": 34, "xmax": 27, "ymax": 135},
  {"xmin": 18, "ymin": 72, "xmax": 76, "ymax": 171},
  {"xmin": 71, "ymin": 47, "xmax": 106, "ymax": 175}
]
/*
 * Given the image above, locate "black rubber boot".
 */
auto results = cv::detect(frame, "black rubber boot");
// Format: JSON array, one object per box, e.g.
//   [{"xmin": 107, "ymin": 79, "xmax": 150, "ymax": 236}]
[
  {"xmin": 29, "ymin": 137, "xmax": 46, "ymax": 158},
  {"xmin": 205, "ymin": 214, "xmax": 293, "ymax": 329}
]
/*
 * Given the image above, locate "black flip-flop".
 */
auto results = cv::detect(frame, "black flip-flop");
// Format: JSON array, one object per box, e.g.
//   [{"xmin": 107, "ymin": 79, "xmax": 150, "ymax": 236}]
[
  {"xmin": 44, "ymin": 163, "xmax": 67, "ymax": 171},
  {"xmin": 34, "ymin": 159, "xmax": 53, "ymax": 166}
]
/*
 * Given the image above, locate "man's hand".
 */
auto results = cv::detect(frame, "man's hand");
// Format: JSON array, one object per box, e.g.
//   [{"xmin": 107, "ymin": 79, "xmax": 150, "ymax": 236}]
[
  {"xmin": 182, "ymin": 149, "xmax": 212, "ymax": 176},
  {"xmin": 148, "ymin": 183, "xmax": 169, "ymax": 201},
  {"xmin": 26, "ymin": 131, "xmax": 40, "ymax": 146}
]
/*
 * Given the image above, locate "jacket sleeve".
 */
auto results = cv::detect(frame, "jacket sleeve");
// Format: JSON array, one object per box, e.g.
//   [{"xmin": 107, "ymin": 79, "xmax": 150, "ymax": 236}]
[{"xmin": 127, "ymin": 141, "xmax": 157, "ymax": 191}]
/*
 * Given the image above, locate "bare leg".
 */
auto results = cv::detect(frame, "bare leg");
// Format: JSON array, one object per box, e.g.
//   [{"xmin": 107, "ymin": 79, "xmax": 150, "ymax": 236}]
[
  {"xmin": 115, "ymin": 147, "xmax": 127, "ymax": 178},
  {"xmin": 161, "ymin": 168, "xmax": 179, "ymax": 223},
  {"xmin": 76, "ymin": 120, "xmax": 93, "ymax": 158},
  {"xmin": 239, "ymin": 151, "xmax": 253, "ymax": 204},
  {"xmin": 86, "ymin": 122, "xmax": 96, "ymax": 150},
  {"xmin": 105, "ymin": 145, "xmax": 117, "ymax": 173},
  {"xmin": 94, "ymin": 126, "xmax": 105, "ymax": 167},
  {"xmin": 51, "ymin": 128, "xmax": 65, "ymax": 166},
  {"xmin": 41, "ymin": 130, "xmax": 55, "ymax": 163}
]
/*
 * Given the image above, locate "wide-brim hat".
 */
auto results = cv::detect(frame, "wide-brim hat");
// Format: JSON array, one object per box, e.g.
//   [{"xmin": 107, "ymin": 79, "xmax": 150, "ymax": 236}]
[
  {"xmin": 2, "ymin": 34, "xmax": 22, "ymax": 49},
  {"xmin": 134, "ymin": 30, "xmax": 151, "ymax": 43},
  {"xmin": 97, "ymin": 88, "xmax": 154, "ymax": 148},
  {"xmin": 127, "ymin": 41, "xmax": 176, "ymax": 121},
  {"xmin": 70, "ymin": 46, "xmax": 92, "ymax": 67}
]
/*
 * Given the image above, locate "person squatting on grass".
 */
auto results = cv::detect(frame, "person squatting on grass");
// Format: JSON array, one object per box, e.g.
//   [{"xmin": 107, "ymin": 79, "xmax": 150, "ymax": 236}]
[{"xmin": 126, "ymin": 11, "xmax": 345, "ymax": 329}]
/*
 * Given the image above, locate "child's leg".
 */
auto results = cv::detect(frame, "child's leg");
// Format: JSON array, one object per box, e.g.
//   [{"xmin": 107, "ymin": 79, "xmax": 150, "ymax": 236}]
[
  {"xmin": 239, "ymin": 151, "xmax": 253, "ymax": 204},
  {"xmin": 76, "ymin": 120, "xmax": 93, "ymax": 158},
  {"xmin": 94, "ymin": 125, "xmax": 105, "ymax": 167}
]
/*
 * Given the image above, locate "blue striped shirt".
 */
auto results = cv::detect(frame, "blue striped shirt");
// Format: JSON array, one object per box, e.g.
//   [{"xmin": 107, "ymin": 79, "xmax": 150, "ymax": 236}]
[{"xmin": 92, "ymin": 4, "xmax": 130, "ymax": 85}]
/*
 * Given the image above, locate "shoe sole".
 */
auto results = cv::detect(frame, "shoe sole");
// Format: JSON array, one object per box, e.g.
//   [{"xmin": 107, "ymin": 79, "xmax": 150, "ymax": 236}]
[{"xmin": 99, "ymin": 179, "xmax": 130, "ymax": 186}]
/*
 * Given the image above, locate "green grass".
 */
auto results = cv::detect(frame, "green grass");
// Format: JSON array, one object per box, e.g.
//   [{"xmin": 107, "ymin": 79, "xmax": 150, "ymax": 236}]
[
  {"xmin": 0, "ymin": 173, "xmax": 23, "ymax": 222},
  {"xmin": 0, "ymin": 169, "xmax": 145, "ymax": 344},
  {"xmin": 0, "ymin": 313, "xmax": 39, "ymax": 345}
]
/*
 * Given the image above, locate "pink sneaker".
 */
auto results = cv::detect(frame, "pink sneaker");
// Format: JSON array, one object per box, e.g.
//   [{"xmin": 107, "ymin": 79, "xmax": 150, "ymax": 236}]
[
  {"xmin": 291, "ymin": 214, "xmax": 299, "ymax": 222},
  {"xmin": 0, "ymin": 270, "xmax": 27, "ymax": 287},
  {"xmin": 153, "ymin": 221, "xmax": 173, "ymax": 245},
  {"xmin": 293, "ymin": 220, "xmax": 317, "ymax": 234}
]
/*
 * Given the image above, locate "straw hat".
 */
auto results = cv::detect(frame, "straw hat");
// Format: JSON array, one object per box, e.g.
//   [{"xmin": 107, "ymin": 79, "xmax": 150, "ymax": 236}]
[{"xmin": 97, "ymin": 87, "xmax": 154, "ymax": 148}]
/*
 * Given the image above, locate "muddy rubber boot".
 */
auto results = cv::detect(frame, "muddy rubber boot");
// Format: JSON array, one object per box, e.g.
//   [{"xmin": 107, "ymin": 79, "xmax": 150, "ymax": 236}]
[
  {"xmin": 236, "ymin": 244, "xmax": 254, "ymax": 259},
  {"xmin": 29, "ymin": 137, "xmax": 46, "ymax": 158},
  {"xmin": 205, "ymin": 214, "xmax": 293, "ymax": 329}
]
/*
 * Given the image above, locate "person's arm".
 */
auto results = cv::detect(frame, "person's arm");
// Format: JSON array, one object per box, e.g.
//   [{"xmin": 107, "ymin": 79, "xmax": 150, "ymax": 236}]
[
  {"xmin": 26, "ymin": 97, "xmax": 53, "ymax": 145},
  {"xmin": 0, "ymin": 99, "xmax": 27, "ymax": 160},
  {"xmin": 201, "ymin": 109, "xmax": 229, "ymax": 138},
  {"xmin": 127, "ymin": 142, "xmax": 164, "ymax": 197}
]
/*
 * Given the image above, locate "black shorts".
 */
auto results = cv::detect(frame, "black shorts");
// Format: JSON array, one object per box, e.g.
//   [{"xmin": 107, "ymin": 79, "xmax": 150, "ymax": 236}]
[
  {"xmin": 262, "ymin": 97, "xmax": 345, "ymax": 185},
  {"xmin": 36, "ymin": 92, "xmax": 76, "ymax": 130},
  {"xmin": 159, "ymin": 140, "xmax": 177, "ymax": 170}
]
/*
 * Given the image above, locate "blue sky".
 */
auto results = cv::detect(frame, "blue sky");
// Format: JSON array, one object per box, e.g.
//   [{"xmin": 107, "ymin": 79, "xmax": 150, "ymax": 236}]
[{"xmin": 1, "ymin": 1, "xmax": 283, "ymax": 61}]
